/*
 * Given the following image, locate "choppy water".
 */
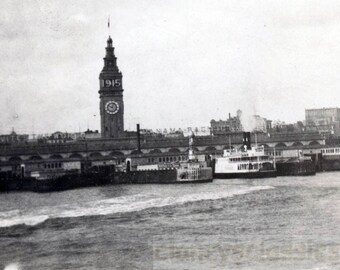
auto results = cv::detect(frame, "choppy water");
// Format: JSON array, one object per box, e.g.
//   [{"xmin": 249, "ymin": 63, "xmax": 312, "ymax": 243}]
[{"xmin": 0, "ymin": 173, "xmax": 339, "ymax": 269}]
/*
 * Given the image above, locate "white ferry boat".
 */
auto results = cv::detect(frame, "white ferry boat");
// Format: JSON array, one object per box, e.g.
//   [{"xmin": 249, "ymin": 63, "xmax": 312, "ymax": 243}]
[{"xmin": 214, "ymin": 132, "xmax": 276, "ymax": 179}]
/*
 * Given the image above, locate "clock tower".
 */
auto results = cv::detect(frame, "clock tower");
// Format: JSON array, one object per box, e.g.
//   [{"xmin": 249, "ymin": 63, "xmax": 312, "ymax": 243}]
[{"xmin": 99, "ymin": 36, "xmax": 124, "ymax": 138}]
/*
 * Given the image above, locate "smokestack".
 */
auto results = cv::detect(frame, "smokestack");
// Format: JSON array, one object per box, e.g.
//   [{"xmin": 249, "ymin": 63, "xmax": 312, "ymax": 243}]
[
  {"xmin": 243, "ymin": 132, "xmax": 251, "ymax": 150},
  {"xmin": 137, "ymin": 124, "xmax": 141, "ymax": 153},
  {"xmin": 229, "ymin": 113, "xmax": 231, "ymax": 120}
]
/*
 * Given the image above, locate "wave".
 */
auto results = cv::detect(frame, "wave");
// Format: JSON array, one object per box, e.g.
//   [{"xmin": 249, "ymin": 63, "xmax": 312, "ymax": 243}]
[
  {"xmin": 4, "ymin": 262, "xmax": 22, "ymax": 270},
  {"xmin": 0, "ymin": 185, "xmax": 273, "ymax": 229}
]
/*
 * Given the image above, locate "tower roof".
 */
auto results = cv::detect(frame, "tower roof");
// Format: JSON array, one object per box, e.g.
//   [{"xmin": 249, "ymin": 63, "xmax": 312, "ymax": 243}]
[{"xmin": 107, "ymin": 35, "xmax": 112, "ymax": 44}]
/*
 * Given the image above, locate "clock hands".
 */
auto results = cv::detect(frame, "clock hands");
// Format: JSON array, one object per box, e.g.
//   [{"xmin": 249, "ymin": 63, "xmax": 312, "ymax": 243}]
[{"xmin": 105, "ymin": 101, "xmax": 119, "ymax": 114}]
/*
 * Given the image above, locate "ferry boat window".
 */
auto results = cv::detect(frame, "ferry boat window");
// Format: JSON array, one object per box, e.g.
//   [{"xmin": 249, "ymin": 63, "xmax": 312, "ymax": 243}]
[
  {"xmin": 59, "ymin": 163, "xmax": 62, "ymax": 168},
  {"xmin": 52, "ymin": 164, "xmax": 54, "ymax": 169},
  {"xmin": 170, "ymin": 157, "xmax": 173, "ymax": 162},
  {"xmin": 159, "ymin": 158, "xmax": 162, "ymax": 162},
  {"xmin": 48, "ymin": 164, "xmax": 50, "ymax": 169},
  {"xmin": 44, "ymin": 164, "xmax": 47, "ymax": 169}
]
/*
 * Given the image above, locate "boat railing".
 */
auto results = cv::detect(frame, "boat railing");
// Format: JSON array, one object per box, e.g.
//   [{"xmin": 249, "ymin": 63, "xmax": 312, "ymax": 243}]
[{"xmin": 178, "ymin": 167, "xmax": 201, "ymax": 180}]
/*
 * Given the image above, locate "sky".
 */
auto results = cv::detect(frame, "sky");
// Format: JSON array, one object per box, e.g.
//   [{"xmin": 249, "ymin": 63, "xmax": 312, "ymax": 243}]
[{"xmin": 1, "ymin": 0, "xmax": 340, "ymax": 134}]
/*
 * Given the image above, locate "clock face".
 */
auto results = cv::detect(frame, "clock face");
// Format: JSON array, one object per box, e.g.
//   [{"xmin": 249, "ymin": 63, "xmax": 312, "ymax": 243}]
[{"xmin": 105, "ymin": 101, "xmax": 119, "ymax": 115}]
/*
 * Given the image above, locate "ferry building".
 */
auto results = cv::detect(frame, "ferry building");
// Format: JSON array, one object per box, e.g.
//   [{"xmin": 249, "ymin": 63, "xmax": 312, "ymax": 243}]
[{"xmin": 0, "ymin": 36, "xmax": 326, "ymax": 179}]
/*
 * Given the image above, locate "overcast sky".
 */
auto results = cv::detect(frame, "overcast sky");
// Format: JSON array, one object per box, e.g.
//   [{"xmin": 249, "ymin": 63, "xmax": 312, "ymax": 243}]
[{"xmin": 1, "ymin": 0, "xmax": 340, "ymax": 134}]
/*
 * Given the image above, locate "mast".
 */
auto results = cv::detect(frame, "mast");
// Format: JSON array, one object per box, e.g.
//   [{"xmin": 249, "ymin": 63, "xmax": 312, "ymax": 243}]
[{"xmin": 188, "ymin": 131, "xmax": 196, "ymax": 160}]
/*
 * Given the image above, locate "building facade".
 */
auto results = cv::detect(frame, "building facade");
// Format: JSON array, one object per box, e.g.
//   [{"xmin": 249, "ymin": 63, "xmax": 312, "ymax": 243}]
[
  {"xmin": 305, "ymin": 108, "xmax": 340, "ymax": 135},
  {"xmin": 210, "ymin": 110, "xmax": 271, "ymax": 135},
  {"xmin": 0, "ymin": 131, "xmax": 29, "ymax": 145},
  {"xmin": 99, "ymin": 36, "xmax": 124, "ymax": 138}
]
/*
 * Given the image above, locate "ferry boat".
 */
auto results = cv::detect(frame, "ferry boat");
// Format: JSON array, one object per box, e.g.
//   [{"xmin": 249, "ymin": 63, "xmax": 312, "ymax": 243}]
[
  {"xmin": 274, "ymin": 150, "xmax": 316, "ymax": 176},
  {"xmin": 214, "ymin": 132, "xmax": 276, "ymax": 179},
  {"xmin": 320, "ymin": 146, "xmax": 340, "ymax": 171},
  {"xmin": 120, "ymin": 132, "xmax": 213, "ymax": 184},
  {"xmin": 0, "ymin": 161, "xmax": 115, "ymax": 192}
]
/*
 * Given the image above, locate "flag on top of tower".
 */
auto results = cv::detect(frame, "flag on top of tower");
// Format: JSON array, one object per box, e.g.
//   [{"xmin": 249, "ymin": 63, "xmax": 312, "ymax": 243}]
[{"xmin": 108, "ymin": 16, "xmax": 110, "ymax": 28}]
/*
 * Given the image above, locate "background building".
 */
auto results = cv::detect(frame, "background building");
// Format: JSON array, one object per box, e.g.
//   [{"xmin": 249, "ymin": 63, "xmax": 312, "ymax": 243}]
[
  {"xmin": 0, "ymin": 131, "xmax": 29, "ymax": 145},
  {"xmin": 210, "ymin": 110, "xmax": 271, "ymax": 135},
  {"xmin": 305, "ymin": 108, "xmax": 340, "ymax": 135}
]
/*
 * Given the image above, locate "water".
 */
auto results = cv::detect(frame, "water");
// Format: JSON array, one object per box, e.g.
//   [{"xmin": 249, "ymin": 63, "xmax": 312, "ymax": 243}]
[{"xmin": 0, "ymin": 173, "xmax": 339, "ymax": 269}]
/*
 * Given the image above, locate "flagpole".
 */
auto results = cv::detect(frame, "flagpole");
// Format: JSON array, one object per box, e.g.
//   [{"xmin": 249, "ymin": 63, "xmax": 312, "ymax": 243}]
[{"xmin": 107, "ymin": 15, "xmax": 110, "ymax": 36}]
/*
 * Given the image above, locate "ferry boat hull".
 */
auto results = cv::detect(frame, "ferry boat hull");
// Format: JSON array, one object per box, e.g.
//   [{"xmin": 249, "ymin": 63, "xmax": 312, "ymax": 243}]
[
  {"xmin": 276, "ymin": 160, "xmax": 316, "ymax": 176},
  {"xmin": 114, "ymin": 167, "xmax": 212, "ymax": 184},
  {"xmin": 214, "ymin": 170, "xmax": 276, "ymax": 179}
]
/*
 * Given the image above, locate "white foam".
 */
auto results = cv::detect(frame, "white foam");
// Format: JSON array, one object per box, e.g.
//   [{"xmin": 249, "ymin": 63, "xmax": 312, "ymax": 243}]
[
  {"xmin": 4, "ymin": 262, "xmax": 21, "ymax": 270},
  {"xmin": 0, "ymin": 215, "xmax": 49, "ymax": 228},
  {"xmin": 0, "ymin": 185, "xmax": 274, "ymax": 228}
]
